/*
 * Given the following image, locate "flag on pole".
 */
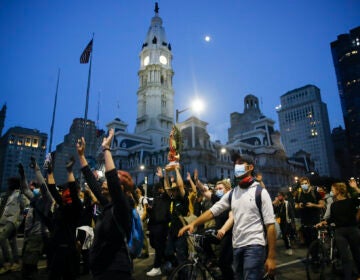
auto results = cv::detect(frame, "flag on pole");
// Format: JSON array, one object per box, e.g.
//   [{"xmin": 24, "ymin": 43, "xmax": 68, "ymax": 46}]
[{"xmin": 80, "ymin": 39, "xmax": 93, "ymax": 64}]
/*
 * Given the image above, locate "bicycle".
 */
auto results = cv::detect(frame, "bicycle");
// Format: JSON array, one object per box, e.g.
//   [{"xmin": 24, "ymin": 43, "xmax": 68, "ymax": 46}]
[
  {"xmin": 168, "ymin": 228, "xmax": 222, "ymax": 280},
  {"xmin": 305, "ymin": 224, "xmax": 341, "ymax": 280}
]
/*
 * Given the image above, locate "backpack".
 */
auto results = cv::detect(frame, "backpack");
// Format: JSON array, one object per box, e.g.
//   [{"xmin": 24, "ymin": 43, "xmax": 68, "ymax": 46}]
[
  {"xmin": 228, "ymin": 184, "xmax": 266, "ymax": 237},
  {"xmin": 112, "ymin": 207, "xmax": 144, "ymax": 258}
]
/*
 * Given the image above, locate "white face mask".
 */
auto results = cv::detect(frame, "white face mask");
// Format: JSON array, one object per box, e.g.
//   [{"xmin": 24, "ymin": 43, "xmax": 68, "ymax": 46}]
[
  {"xmin": 301, "ymin": 184, "xmax": 309, "ymax": 191},
  {"xmin": 234, "ymin": 164, "xmax": 247, "ymax": 178},
  {"xmin": 215, "ymin": 189, "xmax": 224, "ymax": 198}
]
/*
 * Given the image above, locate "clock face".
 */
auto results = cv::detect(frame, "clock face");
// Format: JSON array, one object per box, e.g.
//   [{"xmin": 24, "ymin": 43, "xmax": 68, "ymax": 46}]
[
  {"xmin": 144, "ymin": 56, "xmax": 149, "ymax": 66},
  {"xmin": 159, "ymin": 55, "xmax": 167, "ymax": 65}
]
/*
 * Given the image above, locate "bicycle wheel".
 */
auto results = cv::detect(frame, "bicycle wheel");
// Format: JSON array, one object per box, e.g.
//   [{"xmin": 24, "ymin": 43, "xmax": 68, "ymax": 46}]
[
  {"xmin": 305, "ymin": 240, "xmax": 327, "ymax": 280},
  {"xmin": 168, "ymin": 261, "xmax": 208, "ymax": 280}
]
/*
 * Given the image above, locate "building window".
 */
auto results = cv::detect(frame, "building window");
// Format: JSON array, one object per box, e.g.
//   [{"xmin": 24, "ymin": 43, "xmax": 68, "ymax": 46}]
[
  {"xmin": 17, "ymin": 137, "xmax": 23, "ymax": 146},
  {"xmin": 32, "ymin": 138, "xmax": 39, "ymax": 148},
  {"xmin": 9, "ymin": 135, "xmax": 15, "ymax": 144},
  {"xmin": 25, "ymin": 138, "xmax": 31, "ymax": 147}
]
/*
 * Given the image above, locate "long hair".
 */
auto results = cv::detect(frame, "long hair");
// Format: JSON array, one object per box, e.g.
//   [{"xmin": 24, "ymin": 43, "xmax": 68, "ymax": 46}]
[{"xmin": 331, "ymin": 182, "xmax": 349, "ymax": 198}]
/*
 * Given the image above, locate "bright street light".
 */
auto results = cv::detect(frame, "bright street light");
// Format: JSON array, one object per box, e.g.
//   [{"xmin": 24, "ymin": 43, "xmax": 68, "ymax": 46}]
[{"xmin": 176, "ymin": 98, "xmax": 204, "ymax": 123}]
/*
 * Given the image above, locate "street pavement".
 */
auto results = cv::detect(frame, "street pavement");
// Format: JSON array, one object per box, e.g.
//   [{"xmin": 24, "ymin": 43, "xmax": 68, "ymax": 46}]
[{"xmin": 0, "ymin": 238, "xmax": 345, "ymax": 280}]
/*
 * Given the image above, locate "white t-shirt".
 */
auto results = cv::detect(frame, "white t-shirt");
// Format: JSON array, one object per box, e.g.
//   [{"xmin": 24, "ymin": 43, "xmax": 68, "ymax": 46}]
[
  {"xmin": 210, "ymin": 182, "xmax": 275, "ymax": 249},
  {"xmin": 136, "ymin": 196, "xmax": 148, "ymax": 219}
]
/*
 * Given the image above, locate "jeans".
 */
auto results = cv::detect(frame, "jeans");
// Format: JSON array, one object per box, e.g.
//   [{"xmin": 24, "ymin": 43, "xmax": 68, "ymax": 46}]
[{"xmin": 233, "ymin": 245, "xmax": 266, "ymax": 280}]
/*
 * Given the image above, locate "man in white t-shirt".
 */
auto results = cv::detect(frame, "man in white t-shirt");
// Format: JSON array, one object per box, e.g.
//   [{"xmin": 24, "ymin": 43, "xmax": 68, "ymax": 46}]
[{"xmin": 179, "ymin": 153, "xmax": 276, "ymax": 280}]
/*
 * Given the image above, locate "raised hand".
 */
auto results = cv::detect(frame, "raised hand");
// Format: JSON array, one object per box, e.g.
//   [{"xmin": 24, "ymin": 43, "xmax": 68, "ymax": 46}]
[
  {"xmin": 194, "ymin": 168, "xmax": 198, "ymax": 181},
  {"xmin": 29, "ymin": 156, "xmax": 39, "ymax": 170},
  {"xmin": 43, "ymin": 153, "xmax": 54, "ymax": 174},
  {"xmin": 102, "ymin": 128, "xmax": 114, "ymax": 151},
  {"xmin": 76, "ymin": 137, "xmax": 86, "ymax": 157},
  {"xmin": 156, "ymin": 167, "xmax": 163, "ymax": 178},
  {"xmin": 186, "ymin": 172, "xmax": 191, "ymax": 181}
]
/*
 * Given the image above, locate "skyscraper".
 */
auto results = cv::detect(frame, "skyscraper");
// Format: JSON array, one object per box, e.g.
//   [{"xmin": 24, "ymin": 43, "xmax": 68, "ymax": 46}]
[
  {"xmin": 0, "ymin": 104, "xmax": 6, "ymax": 137},
  {"xmin": 330, "ymin": 26, "xmax": 360, "ymax": 177},
  {"xmin": 0, "ymin": 126, "xmax": 47, "ymax": 191},
  {"xmin": 277, "ymin": 85, "xmax": 339, "ymax": 177}
]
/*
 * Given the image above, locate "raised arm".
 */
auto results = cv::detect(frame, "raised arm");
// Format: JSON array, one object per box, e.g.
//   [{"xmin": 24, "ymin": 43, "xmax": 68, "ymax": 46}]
[
  {"xmin": 29, "ymin": 156, "xmax": 54, "ymax": 206},
  {"xmin": 18, "ymin": 163, "xmax": 33, "ymax": 200},
  {"xmin": 187, "ymin": 172, "xmax": 197, "ymax": 193},
  {"xmin": 175, "ymin": 167, "xmax": 185, "ymax": 197},
  {"xmin": 102, "ymin": 128, "xmax": 132, "ymax": 236},
  {"xmin": 76, "ymin": 136, "xmax": 108, "ymax": 206},
  {"xmin": 349, "ymin": 178, "xmax": 360, "ymax": 194}
]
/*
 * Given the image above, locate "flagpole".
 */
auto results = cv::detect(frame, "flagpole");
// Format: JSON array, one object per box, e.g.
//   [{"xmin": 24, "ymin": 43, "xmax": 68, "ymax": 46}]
[
  {"xmin": 83, "ymin": 34, "xmax": 94, "ymax": 138},
  {"xmin": 49, "ymin": 68, "xmax": 60, "ymax": 153}
]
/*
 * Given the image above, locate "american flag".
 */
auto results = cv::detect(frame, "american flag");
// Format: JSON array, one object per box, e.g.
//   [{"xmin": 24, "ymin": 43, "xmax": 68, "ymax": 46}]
[{"xmin": 80, "ymin": 39, "xmax": 93, "ymax": 64}]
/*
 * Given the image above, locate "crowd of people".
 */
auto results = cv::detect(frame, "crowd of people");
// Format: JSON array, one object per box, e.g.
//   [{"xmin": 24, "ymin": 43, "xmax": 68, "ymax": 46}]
[{"xmin": 0, "ymin": 128, "xmax": 359, "ymax": 280}]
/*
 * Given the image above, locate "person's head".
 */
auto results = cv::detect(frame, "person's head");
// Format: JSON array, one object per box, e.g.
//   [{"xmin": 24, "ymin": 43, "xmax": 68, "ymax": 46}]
[
  {"xmin": 299, "ymin": 177, "xmax": 310, "ymax": 192},
  {"xmin": 61, "ymin": 187, "xmax": 72, "ymax": 205},
  {"xmin": 29, "ymin": 181, "xmax": 38, "ymax": 191},
  {"xmin": 214, "ymin": 180, "xmax": 231, "ymax": 198},
  {"xmin": 277, "ymin": 191, "xmax": 285, "ymax": 202},
  {"xmin": 154, "ymin": 182, "xmax": 165, "ymax": 194},
  {"xmin": 135, "ymin": 186, "xmax": 144, "ymax": 198},
  {"xmin": 317, "ymin": 186, "xmax": 326, "ymax": 199},
  {"xmin": 100, "ymin": 180, "xmax": 109, "ymax": 196},
  {"xmin": 231, "ymin": 153, "xmax": 254, "ymax": 179},
  {"xmin": 331, "ymin": 182, "xmax": 348, "ymax": 198},
  {"xmin": 31, "ymin": 182, "xmax": 41, "ymax": 197},
  {"xmin": 167, "ymin": 186, "xmax": 179, "ymax": 199},
  {"xmin": 7, "ymin": 177, "xmax": 20, "ymax": 191}
]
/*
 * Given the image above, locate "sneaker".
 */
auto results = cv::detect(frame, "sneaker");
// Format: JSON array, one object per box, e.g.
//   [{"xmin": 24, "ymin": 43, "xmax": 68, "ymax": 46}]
[
  {"xmin": 146, "ymin": 267, "xmax": 162, "ymax": 277},
  {"xmin": 10, "ymin": 263, "xmax": 21, "ymax": 272},
  {"xmin": 285, "ymin": 249, "xmax": 293, "ymax": 256}
]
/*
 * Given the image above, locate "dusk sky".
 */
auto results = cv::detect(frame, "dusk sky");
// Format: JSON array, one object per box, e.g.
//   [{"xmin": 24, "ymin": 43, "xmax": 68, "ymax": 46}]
[{"xmin": 1, "ymin": 0, "xmax": 359, "ymax": 149}]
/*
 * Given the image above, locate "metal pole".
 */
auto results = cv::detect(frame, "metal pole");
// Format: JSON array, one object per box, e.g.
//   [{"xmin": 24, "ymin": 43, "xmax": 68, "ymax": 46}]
[{"xmin": 49, "ymin": 68, "xmax": 60, "ymax": 153}]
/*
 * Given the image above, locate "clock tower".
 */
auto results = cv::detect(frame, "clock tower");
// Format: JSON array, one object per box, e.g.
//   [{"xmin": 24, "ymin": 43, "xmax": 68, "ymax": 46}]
[{"xmin": 135, "ymin": 3, "xmax": 174, "ymax": 148}]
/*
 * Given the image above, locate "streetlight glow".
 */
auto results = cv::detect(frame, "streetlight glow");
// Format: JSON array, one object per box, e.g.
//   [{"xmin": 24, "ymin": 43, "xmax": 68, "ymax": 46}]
[
  {"xmin": 176, "ymin": 98, "xmax": 205, "ymax": 123},
  {"xmin": 191, "ymin": 98, "xmax": 204, "ymax": 113}
]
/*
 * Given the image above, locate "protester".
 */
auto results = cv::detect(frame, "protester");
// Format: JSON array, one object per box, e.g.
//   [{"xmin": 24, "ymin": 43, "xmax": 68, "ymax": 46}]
[
  {"xmin": 77, "ymin": 128, "xmax": 134, "ymax": 279},
  {"xmin": 273, "ymin": 191, "xmax": 296, "ymax": 256},
  {"xmin": 0, "ymin": 176, "xmax": 26, "ymax": 274},
  {"xmin": 163, "ymin": 166, "xmax": 189, "ymax": 273},
  {"xmin": 179, "ymin": 153, "xmax": 276, "ymax": 280},
  {"xmin": 146, "ymin": 167, "xmax": 171, "ymax": 277},
  {"xmin": 18, "ymin": 160, "xmax": 53, "ymax": 280},
  {"xmin": 76, "ymin": 184, "xmax": 97, "ymax": 275},
  {"xmin": 295, "ymin": 177, "xmax": 325, "ymax": 247},
  {"xmin": 46, "ymin": 156, "xmax": 82, "ymax": 280},
  {"xmin": 316, "ymin": 182, "xmax": 360, "ymax": 280},
  {"xmin": 135, "ymin": 185, "xmax": 149, "ymax": 259},
  {"xmin": 197, "ymin": 178, "xmax": 234, "ymax": 279}
]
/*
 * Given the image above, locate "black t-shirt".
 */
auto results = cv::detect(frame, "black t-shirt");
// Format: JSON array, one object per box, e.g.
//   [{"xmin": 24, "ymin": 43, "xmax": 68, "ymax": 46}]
[
  {"xmin": 296, "ymin": 189, "xmax": 323, "ymax": 225},
  {"xmin": 211, "ymin": 194, "xmax": 231, "ymax": 233},
  {"xmin": 168, "ymin": 191, "xmax": 189, "ymax": 238},
  {"xmin": 328, "ymin": 195, "xmax": 360, "ymax": 228},
  {"xmin": 148, "ymin": 191, "xmax": 171, "ymax": 225}
]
